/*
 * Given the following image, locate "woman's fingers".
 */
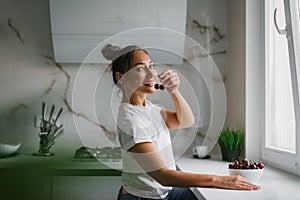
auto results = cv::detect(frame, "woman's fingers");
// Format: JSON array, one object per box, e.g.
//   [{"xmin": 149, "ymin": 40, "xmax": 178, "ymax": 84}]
[
  {"xmin": 218, "ymin": 175, "xmax": 261, "ymax": 190},
  {"xmin": 231, "ymin": 175, "xmax": 260, "ymax": 190},
  {"xmin": 159, "ymin": 69, "xmax": 179, "ymax": 91}
]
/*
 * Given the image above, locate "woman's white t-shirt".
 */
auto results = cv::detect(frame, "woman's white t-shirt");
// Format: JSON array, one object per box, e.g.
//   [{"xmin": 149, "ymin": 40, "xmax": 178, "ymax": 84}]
[{"xmin": 117, "ymin": 100, "xmax": 176, "ymax": 199}]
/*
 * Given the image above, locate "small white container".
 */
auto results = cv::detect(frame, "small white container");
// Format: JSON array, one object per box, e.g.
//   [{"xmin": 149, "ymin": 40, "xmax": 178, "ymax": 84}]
[{"xmin": 228, "ymin": 168, "xmax": 264, "ymax": 183}]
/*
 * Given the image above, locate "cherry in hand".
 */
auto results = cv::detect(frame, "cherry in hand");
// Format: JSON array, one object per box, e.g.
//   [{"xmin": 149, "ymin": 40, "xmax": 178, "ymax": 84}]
[{"xmin": 154, "ymin": 84, "xmax": 165, "ymax": 90}]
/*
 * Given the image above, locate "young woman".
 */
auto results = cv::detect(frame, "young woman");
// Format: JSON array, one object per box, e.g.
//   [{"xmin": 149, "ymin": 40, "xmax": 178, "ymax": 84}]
[{"xmin": 101, "ymin": 44, "xmax": 260, "ymax": 200}]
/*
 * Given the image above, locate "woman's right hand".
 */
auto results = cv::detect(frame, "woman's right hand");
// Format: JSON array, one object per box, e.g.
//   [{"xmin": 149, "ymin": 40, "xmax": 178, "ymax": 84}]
[
  {"xmin": 215, "ymin": 175, "xmax": 261, "ymax": 190},
  {"xmin": 159, "ymin": 69, "xmax": 180, "ymax": 93}
]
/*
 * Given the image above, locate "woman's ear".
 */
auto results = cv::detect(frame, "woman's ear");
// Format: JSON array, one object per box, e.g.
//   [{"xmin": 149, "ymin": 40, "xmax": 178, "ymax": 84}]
[{"xmin": 115, "ymin": 72, "xmax": 123, "ymax": 84}]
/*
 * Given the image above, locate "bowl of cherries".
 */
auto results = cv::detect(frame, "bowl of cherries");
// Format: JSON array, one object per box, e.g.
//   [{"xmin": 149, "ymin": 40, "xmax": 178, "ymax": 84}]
[{"xmin": 228, "ymin": 158, "xmax": 264, "ymax": 182}]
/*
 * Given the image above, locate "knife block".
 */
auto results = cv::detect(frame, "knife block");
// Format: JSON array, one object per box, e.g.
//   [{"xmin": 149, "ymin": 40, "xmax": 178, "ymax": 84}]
[
  {"xmin": 32, "ymin": 132, "xmax": 55, "ymax": 156},
  {"xmin": 33, "ymin": 102, "xmax": 64, "ymax": 156}
]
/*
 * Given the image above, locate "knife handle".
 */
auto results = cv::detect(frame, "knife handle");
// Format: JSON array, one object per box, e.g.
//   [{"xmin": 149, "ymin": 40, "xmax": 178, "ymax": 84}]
[
  {"xmin": 53, "ymin": 107, "xmax": 63, "ymax": 124},
  {"xmin": 48, "ymin": 104, "xmax": 55, "ymax": 122},
  {"xmin": 42, "ymin": 102, "xmax": 47, "ymax": 121}
]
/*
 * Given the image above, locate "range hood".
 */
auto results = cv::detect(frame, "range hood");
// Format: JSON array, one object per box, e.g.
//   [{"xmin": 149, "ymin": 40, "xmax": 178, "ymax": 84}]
[{"xmin": 49, "ymin": 0, "xmax": 187, "ymax": 64}]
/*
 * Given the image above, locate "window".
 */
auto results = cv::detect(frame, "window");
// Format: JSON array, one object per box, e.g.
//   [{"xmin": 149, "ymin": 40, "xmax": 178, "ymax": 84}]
[{"xmin": 263, "ymin": 0, "xmax": 300, "ymax": 175}]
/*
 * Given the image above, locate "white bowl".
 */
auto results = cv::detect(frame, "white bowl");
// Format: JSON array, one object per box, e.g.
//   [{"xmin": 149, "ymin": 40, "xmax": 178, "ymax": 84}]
[
  {"xmin": 228, "ymin": 168, "xmax": 264, "ymax": 182},
  {"xmin": 0, "ymin": 142, "xmax": 21, "ymax": 157}
]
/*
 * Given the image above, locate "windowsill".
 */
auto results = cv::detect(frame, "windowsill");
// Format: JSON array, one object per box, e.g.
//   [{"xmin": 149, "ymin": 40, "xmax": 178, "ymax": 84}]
[{"xmin": 176, "ymin": 154, "xmax": 300, "ymax": 200}]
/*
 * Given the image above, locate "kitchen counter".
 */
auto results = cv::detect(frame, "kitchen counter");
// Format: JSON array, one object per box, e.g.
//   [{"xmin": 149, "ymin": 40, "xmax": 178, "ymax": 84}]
[
  {"xmin": 176, "ymin": 155, "xmax": 300, "ymax": 200},
  {"xmin": 0, "ymin": 153, "xmax": 122, "ymax": 176},
  {"xmin": 3, "ymin": 152, "xmax": 300, "ymax": 199}
]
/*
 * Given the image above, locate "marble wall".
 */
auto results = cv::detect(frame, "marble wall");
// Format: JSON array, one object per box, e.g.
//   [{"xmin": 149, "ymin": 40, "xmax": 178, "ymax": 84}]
[{"xmin": 0, "ymin": 0, "xmax": 227, "ymax": 157}]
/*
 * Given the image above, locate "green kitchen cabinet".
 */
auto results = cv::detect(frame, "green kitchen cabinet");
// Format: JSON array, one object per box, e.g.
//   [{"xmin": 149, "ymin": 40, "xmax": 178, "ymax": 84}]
[{"xmin": 52, "ymin": 176, "xmax": 121, "ymax": 200}]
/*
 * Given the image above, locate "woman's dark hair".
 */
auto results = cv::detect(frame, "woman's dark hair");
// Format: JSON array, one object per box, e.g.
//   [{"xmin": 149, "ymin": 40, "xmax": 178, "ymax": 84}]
[{"xmin": 101, "ymin": 44, "xmax": 148, "ymax": 84}]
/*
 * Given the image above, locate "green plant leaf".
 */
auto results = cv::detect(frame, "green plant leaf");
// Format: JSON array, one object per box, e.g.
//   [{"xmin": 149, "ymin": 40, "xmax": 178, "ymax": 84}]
[{"xmin": 217, "ymin": 127, "xmax": 243, "ymax": 150}]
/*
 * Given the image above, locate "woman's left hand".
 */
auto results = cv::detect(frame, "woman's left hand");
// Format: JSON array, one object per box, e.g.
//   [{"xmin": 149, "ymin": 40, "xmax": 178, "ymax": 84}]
[{"xmin": 159, "ymin": 69, "xmax": 180, "ymax": 93}]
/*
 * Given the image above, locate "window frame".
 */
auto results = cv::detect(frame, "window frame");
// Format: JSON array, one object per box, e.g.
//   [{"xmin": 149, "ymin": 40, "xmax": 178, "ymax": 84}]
[{"xmin": 262, "ymin": 0, "xmax": 300, "ymax": 176}]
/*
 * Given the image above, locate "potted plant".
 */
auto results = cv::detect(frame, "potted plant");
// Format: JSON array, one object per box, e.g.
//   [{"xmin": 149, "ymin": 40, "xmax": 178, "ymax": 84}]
[{"xmin": 217, "ymin": 127, "xmax": 243, "ymax": 161}]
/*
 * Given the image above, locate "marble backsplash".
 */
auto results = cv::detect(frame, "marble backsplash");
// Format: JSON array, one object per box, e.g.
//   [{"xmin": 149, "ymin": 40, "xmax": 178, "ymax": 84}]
[{"xmin": 0, "ymin": 0, "xmax": 227, "ymax": 157}]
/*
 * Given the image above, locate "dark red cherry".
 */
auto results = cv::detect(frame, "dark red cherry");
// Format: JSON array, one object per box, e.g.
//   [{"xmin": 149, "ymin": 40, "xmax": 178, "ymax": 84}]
[
  {"xmin": 159, "ymin": 85, "xmax": 165, "ymax": 90},
  {"xmin": 257, "ymin": 163, "xmax": 264, "ymax": 169},
  {"xmin": 155, "ymin": 84, "xmax": 165, "ymax": 90}
]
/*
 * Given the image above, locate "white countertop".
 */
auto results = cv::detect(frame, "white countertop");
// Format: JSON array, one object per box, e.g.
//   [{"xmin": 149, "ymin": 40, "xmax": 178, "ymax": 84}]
[{"xmin": 176, "ymin": 155, "xmax": 300, "ymax": 200}]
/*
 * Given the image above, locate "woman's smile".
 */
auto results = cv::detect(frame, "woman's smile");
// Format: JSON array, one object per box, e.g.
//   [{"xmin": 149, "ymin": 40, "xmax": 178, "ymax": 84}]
[{"xmin": 143, "ymin": 81, "xmax": 155, "ymax": 87}]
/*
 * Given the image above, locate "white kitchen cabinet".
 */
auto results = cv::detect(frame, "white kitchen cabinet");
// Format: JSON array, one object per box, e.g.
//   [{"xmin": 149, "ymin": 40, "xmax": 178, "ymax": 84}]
[
  {"xmin": 52, "ymin": 176, "xmax": 121, "ymax": 200},
  {"xmin": 49, "ymin": 0, "xmax": 187, "ymax": 64}
]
